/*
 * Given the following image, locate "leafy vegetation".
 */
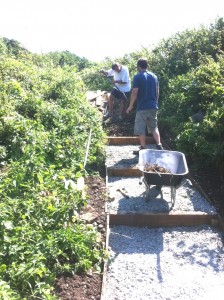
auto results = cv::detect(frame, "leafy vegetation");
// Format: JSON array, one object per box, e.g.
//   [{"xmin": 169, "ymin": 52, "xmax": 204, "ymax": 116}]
[
  {"xmin": 161, "ymin": 54, "xmax": 224, "ymax": 169},
  {"xmin": 0, "ymin": 38, "xmax": 106, "ymax": 299},
  {"xmin": 150, "ymin": 18, "xmax": 224, "ymax": 173}
]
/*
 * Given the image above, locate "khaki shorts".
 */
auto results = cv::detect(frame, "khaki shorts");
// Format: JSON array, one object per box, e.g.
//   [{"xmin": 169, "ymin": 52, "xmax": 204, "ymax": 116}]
[{"xmin": 134, "ymin": 109, "xmax": 158, "ymax": 135}]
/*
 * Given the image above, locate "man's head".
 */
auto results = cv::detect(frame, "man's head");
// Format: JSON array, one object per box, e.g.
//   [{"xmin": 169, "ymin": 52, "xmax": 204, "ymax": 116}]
[
  {"xmin": 137, "ymin": 58, "xmax": 148, "ymax": 70},
  {"xmin": 111, "ymin": 62, "xmax": 121, "ymax": 72}
]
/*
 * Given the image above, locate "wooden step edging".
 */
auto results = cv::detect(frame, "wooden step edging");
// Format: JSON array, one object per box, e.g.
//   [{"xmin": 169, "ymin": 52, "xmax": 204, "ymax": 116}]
[
  {"xmin": 107, "ymin": 136, "xmax": 155, "ymax": 145},
  {"xmin": 108, "ymin": 211, "xmax": 219, "ymax": 228}
]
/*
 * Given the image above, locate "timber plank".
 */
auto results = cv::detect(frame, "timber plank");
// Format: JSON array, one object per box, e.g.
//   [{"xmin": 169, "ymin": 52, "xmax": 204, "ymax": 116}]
[
  {"xmin": 107, "ymin": 136, "xmax": 155, "ymax": 145},
  {"xmin": 109, "ymin": 212, "xmax": 219, "ymax": 228},
  {"xmin": 107, "ymin": 167, "xmax": 142, "ymax": 177}
]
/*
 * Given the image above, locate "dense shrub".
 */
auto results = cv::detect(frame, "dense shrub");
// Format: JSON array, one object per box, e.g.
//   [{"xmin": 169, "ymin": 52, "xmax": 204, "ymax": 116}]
[
  {"xmin": 0, "ymin": 38, "xmax": 106, "ymax": 299},
  {"xmin": 159, "ymin": 53, "xmax": 224, "ymax": 172}
]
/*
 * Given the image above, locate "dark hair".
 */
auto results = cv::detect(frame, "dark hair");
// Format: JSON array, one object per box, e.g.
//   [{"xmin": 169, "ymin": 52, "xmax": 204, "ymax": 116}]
[
  {"xmin": 111, "ymin": 62, "xmax": 119, "ymax": 70},
  {"xmin": 137, "ymin": 58, "xmax": 148, "ymax": 69}
]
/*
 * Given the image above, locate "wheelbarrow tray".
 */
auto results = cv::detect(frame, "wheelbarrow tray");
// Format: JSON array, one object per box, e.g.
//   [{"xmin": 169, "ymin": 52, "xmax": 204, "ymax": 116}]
[{"xmin": 138, "ymin": 149, "xmax": 189, "ymax": 187}]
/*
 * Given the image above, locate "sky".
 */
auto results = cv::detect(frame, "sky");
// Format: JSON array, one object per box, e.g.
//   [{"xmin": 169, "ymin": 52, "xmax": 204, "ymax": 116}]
[{"xmin": 0, "ymin": 0, "xmax": 223, "ymax": 62}]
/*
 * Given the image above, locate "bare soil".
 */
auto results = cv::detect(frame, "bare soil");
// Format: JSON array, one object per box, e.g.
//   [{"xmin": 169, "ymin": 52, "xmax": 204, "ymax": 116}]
[
  {"xmin": 54, "ymin": 175, "xmax": 107, "ymax": 300},
  {"xmin": 54, "ymin": 112, "xmax": 224, "ymax": 299}
]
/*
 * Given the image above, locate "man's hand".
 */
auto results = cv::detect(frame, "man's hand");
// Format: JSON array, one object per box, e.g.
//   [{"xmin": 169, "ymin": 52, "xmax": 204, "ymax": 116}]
[
  {"xmin": 114, "ymin": 80, "xmax": 126, "ymax": 85},
  {"xmin": 100, "ymin": 69, "xmax": 107, "ymax": 76},
  {"xmin": 126, "ymin": 106, "xmax": 133, "ymax": 114},
  {"xmin": 127, "ymin": 88, "xmax": 138, "ymax": 114}
]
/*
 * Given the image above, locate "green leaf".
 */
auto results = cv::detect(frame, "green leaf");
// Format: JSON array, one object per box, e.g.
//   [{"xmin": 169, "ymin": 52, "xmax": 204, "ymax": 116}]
[{"xmin": 3, "ymin": 221, "xmax": 13, "ymax": 230}]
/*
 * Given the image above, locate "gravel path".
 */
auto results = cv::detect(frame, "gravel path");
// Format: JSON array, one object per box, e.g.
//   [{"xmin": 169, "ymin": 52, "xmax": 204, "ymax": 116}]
[
  {"xmin": 102, "ymin": 143, "xmax": 224, "ymax": 300},
  {"xmin": 102, "ymin": 225, "xmax": 224, "ymax": 300},
  {"xmin": 106, "ymin": 144, "xmax": 152, "ymax": 167},
  {"xmin": 106, "ymin": 177, "xmax": 216, "ymax": 213}
]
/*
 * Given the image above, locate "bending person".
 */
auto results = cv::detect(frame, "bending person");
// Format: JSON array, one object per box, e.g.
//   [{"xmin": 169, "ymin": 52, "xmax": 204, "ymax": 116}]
[{"xmin": 101, "ymin": 62, "xmax": 131, "ymax": 120}]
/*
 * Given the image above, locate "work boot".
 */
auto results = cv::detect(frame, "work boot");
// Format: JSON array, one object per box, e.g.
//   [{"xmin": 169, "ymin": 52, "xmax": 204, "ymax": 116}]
[
  {"xmin": 103, "ymin": 112, "xmax": 113, "ymax": 120},
  {"xmin": 133, "ymin": 146, "xmax": 146, "ymax": 156},
  {"xmin": 156, "ymin": 144, "xmax": 163, "ymax": 150}
]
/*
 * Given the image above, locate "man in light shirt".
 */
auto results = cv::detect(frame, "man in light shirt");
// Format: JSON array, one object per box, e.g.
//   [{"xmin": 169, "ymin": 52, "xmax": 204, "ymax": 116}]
[{"xmin": 101, "ymin": 62, "xmax": 131, "ymax": 120}]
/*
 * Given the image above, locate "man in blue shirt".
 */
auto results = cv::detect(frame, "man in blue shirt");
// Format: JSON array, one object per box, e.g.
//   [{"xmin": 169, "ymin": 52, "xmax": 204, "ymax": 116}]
[{"xmin": 126, "ymin": 58, "xmax": 163, "ymax": 155}]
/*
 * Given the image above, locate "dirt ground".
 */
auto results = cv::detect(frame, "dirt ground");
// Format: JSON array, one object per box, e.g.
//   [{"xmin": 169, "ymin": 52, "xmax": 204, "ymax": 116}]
[
  {"xmin": 54, "ymin": 112, "xmax": 224, "ymax": 299},
  {"xmin": 54, "ymin": 175, "xmax": 107, "ymax": 300}
]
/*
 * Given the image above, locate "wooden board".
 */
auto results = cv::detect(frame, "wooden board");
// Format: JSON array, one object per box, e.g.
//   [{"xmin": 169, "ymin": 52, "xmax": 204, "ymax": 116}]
[
  {"xmin": 107, "ymin": 167, "xmax": 142, "ymax": 177},
  {"xmin": 107, "ymin": 136, "xmax": 155, "ymax": 145},
  {"xmin": 109, "ymin": 212, "xmax": 219, "ymax": 228},
  {"xmin": 86, "ymin": 90, "xmax": 106, "ymax": 101}
]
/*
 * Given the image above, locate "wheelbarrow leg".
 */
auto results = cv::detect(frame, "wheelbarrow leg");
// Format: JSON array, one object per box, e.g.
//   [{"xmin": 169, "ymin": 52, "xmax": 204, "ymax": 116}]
[
  {"xmin": 142, "ymin": 178, "xmax": 151, "ymax": 201},
  {"xmin": 170, "ymin": 186, "xmax": 176, "ymax": 208},
  {"xmin": 156, "ymin": 185, "xmax": 162, "ymax": 191}
]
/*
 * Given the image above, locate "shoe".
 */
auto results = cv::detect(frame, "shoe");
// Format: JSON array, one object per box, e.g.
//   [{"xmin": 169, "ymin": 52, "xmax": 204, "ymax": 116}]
[
  {"xmin": 103, "ymin": 112, "xmax": 112, "ymax": 119},
  {"xmin": 133, "ymin": 146, "xmax": 146, "ymax": 155},
  {"xmin": 156, "ymin": 144, "xmax": 163, "ymax": 150}
]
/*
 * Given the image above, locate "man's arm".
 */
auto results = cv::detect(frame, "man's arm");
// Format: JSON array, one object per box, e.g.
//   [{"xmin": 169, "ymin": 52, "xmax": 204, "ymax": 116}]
[
  {"xmin": 100, "ymin": 69, "xmax": 108, "ymax": 76},
  {"xmin": 114, "ymin": 79, "xmax": 127, "ymax": 84},
  {"xmin": 126, "ymin": 87, "xmax": 138, "ymax": 113}
]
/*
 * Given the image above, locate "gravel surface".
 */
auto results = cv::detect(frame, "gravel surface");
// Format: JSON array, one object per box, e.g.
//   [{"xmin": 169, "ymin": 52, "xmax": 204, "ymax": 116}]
[
  {"xmin": 102, "ymin": 225, "xmax": 224, "ymax": 300},
  {"xmin": 106, "ymin": 177, "xmax": 216, "ymax": 213},
  {"xmin": 106, "ymin": 144, "xmax": 156, "ymax": 168}
]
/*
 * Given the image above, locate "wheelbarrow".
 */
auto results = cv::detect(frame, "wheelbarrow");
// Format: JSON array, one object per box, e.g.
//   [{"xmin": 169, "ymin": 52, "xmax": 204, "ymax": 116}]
[{"xmin": 138, "ymin": 149, "xmax": 189, "ymax": 207}]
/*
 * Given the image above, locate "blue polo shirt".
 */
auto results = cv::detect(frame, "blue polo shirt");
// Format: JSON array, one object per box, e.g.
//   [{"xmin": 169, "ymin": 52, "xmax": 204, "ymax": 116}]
[{"xmin": 133, "ymin": 71, "xmax": 159, "ymax": 111}]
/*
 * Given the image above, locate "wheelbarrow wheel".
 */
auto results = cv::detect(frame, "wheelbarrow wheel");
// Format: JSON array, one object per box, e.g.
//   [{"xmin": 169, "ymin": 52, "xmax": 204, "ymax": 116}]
[{"xmin": 145, "ymin": 186, "xmax": 151, "ymax": 201}]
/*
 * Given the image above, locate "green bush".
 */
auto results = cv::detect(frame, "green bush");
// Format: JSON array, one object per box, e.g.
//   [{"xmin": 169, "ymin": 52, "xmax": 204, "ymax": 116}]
[
  {"xmin": 0, "ymin": 39, "xmax": 106, "ymax": 299},
  {"xmin": 160, "ymin": 53, "xmax": 224, "ymax": 170}
]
